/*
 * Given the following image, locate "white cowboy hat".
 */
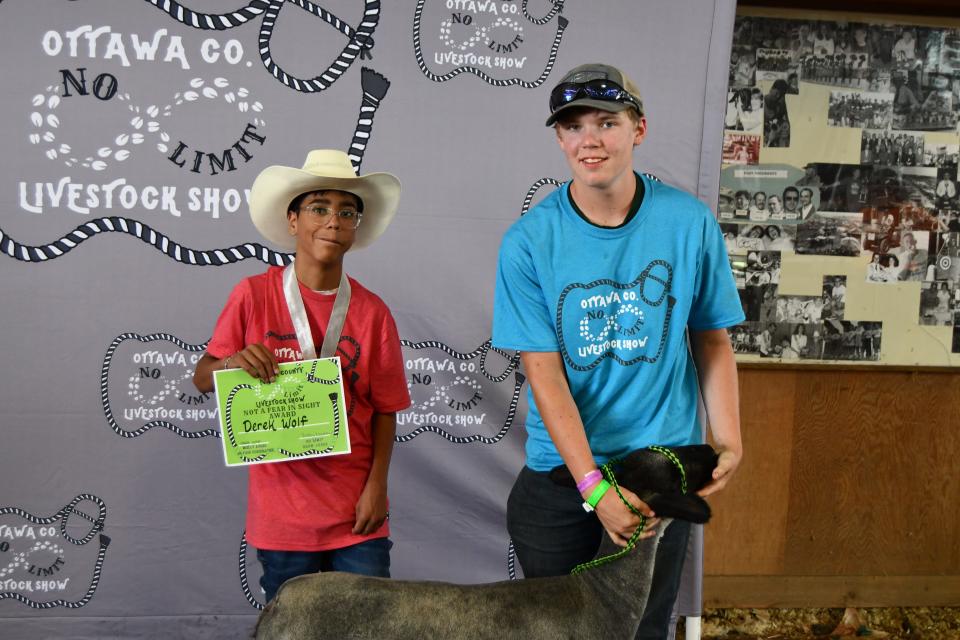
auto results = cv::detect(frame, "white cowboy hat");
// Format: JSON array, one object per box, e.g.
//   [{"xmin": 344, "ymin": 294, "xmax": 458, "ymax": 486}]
[{"xmin": 249, "ymin": 149, "xmax": 401, "ymax": 251}]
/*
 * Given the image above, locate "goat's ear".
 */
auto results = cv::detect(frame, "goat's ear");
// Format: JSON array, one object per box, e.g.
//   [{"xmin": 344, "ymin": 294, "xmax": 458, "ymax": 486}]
[
  {"xmin": 548, "ymin": 464, "xmax": 577, "ymax": 488},
  {"xmin": 645, "ymin": 493, "xmax": 712, "ymax": 524}
]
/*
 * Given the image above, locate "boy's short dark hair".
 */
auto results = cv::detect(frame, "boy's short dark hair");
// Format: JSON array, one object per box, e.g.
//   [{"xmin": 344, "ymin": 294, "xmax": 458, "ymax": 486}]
[{"xmin": 288, "ymin": 190, "xmax": 364, "ymax": 215}]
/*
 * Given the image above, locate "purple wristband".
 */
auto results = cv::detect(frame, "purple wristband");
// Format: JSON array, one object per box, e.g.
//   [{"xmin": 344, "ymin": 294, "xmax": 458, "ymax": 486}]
[{"xmin": 576, "ymin": 470, "xmax": 603, "ymax": 493}]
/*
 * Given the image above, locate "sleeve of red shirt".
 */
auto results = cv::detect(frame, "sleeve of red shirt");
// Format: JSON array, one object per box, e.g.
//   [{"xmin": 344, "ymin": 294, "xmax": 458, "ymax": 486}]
[
  {"xmin": 205, "ymin": 278, "xmax": 253, "ymax": 360},
  {"xmin": 368, "ymin": 306, "xmax": 411, "ymax": 414}
]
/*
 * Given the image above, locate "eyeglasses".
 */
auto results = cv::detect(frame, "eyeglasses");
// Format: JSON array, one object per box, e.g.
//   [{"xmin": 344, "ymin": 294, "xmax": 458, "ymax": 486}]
[
  {"xmin": 549, "ymin": 79, "xmax": 642, "ymax": 114},
  {"xmin": 300, "ymin": 205, "xmax": 362, "ymax": 229},
  {"xmin": 784, "ymin": 195, "xmax": 799, "ymax": 201}
]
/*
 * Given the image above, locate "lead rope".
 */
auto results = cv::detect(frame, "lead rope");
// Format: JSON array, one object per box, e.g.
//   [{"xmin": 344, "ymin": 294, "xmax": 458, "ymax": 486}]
[{"xmin": 570, "ymin": 446, "xmax": 687, "ymax": 575}]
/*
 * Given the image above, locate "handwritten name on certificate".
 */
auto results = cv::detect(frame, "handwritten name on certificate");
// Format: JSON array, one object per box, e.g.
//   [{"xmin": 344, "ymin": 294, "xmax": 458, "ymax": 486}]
[{"xmin": 213, "ymin": 357, "xmax": 349, "ymax": 467}]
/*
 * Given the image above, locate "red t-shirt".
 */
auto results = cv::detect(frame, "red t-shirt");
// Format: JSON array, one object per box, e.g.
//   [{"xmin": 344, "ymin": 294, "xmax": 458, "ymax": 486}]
[{"xmin": 207, "ymin": 266, "xmax": 410, "ymax": 551}]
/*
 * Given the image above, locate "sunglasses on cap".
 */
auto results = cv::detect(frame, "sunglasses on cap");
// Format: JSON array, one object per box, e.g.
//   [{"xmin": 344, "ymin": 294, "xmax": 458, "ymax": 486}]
[{"xmin": 549, "ymin": 79, "xmax": 642, "ymax": 114}]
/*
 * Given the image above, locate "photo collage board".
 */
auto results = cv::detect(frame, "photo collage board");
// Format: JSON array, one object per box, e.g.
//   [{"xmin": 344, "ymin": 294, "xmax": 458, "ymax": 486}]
[{"xmin": 721, "ymin": 8, "xmax": 960, "ymax": 365}]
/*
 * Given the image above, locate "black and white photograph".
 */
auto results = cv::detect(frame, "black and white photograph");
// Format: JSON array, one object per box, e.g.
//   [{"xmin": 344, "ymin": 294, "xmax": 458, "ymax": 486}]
[
  {"xmin": 756, "ymin": 48, "xmax": 796, "ymax": 81},
  {"xmin": 774, "ymin": 294, "xmax": 822, "ymax": 323},
  {"xmin": 728, "ymin": 183, "xmax": 816, "ymax": 222},
  {"xmin": 725, "ymin": 87, "xmax": 765, "ymax": 134},
  {"xmin": 815, "ymin": 164, "xmax": 870, "ymax": 211},
  {"xmin": 729, "ymin": 321, "xmax": 764, "ymax": 355},
  {"xmin": 866, "ymin": 252, "xmax": 904, "ymax": 283},
  {"xmin": 763, "ymin": 79, "xmax": 791, "ymax": 147},
  {"xmin": 730, "ymin": 45, "xmax": 757, "ymax": 88},
  {"xmin": 754, "ymin": 322, "xmax": 778, "ymax": 358},
  {"xmin": 723, "ymin": 222, "xmax": 797, "ymax": 252},
  {"xmin": 928, "ymin": 232, "xmax": 960, "ymax": 281},
  {"xmin": 795, "ymin": 212, "xmax": 864, "ymax": 257},
  {"xmin": 827, "ymin": 90, "xmax": 894, "ymax": 128},
  {"xmin": 786, "ymin": 323, "xmax": 816, "ymax": 359},
  {"xmin": 878, "ymin": 165, "xmax": 938, "ymax": 209},
  {"xmin": 798, "ymin": 52, "xmax": 873, "ymax": 89},
  {"xmin": 820, "ymin": 320, "xmax": 882, "ymax": 361},
  {"xmin": 888, "ymin": 229, "xmax": 930, "ymax": 281},
  {"xmin": 721, "ymin": 222, "xmax": 741, "ymax": 252},
  {"xmin": 821, "ymin": 276, "xmax": 848, "ymax": 321},
  {"xmin": 892, "ymin": 70, "xmax": 958, "ymax": 131},
  {"xmin": 938, "ymin": 28, "xmax": 960, "ymax": 75},
  {"xmin": 937, "ymin": 210, "xmax": 960, "ymax": 233},
  {"xmin": 919, "ymin": 281, "xmax": 955, "ymax": 326},
  {"xmin": 770, "ymin": 323, "xmax": 803, "ymax": 360},
  {"xmin": 745, "ymin": 250, "xmax": 781, "ymax": 286},
  {"xmin": 737, "ymin": 283, "xmax": 778, "ymax": 322},
  {"xmin": 732, "ymin": 16, "xmax": 757, "ymax": 46},
  {"xmin": 935, "ymin": 168, "xmax": 958, "ymax": 209},
  {"xmin": 923, "ymin": 142, "xmax": 959, "ymax": 169},
  {"xmin": 860, "ymin": 130, "xmax": 925, "ymax": 166}
]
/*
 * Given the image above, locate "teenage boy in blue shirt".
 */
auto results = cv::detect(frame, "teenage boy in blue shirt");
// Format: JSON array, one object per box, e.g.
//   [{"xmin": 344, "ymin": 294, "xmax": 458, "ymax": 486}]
[{"xmin": 492, "ymin": 64, "xmax": 744, "ymax": 639}]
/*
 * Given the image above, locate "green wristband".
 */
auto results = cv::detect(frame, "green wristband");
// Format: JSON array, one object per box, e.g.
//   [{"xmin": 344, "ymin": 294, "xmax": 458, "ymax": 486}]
[{"xmin": 584, "ymin": 479, "xmax": 611, "ymax": 510}]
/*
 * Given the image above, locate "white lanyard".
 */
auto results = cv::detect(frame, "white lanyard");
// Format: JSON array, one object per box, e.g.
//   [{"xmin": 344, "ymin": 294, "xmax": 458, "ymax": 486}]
[{"xmin": 282, "ymin": 261, "xmax": 351, "ymax": 360}]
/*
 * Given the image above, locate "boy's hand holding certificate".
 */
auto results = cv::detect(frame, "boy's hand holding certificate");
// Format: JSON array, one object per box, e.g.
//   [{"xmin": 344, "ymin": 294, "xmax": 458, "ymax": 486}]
[{"xmin": 213, "ymin": 357, "xmax": 350, "ymax": 466}]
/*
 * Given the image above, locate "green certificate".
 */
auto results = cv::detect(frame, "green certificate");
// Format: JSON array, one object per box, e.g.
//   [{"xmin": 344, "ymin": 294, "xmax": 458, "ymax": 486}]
[{"xmin": 213, "ymin": 357, "xmax": 350, "ymax": 467}]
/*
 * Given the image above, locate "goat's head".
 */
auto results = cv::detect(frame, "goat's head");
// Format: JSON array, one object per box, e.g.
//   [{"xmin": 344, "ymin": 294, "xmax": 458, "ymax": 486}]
[{"xmin": 548, "ymin": 444, "xmax": 718, "ymax": 523}]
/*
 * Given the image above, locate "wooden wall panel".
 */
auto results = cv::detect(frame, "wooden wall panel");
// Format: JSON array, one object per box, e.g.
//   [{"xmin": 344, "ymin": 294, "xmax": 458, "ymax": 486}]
[
  {"xmin": 703, "ymin": 367, "xmax": 960, "ymax": 607},
  {"xmin": 705, "ymin": 369, "xmax": 796, "ymax": 575}
]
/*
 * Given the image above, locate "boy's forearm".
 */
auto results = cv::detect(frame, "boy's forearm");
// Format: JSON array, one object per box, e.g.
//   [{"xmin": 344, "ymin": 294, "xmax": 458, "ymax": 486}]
[
  {"xmin": 367, "ymin": 412, "xmax": 396, "ymax": 489},
  {"xmin": 193, "ymin": 353, "xmax": 224, "ymax": 393},
  {"xmin": 520, "ymin": 351, "xmax": 596, "ymax": 481},
  {"xmin": 690, "ymin": 329, "xmax": 742, "ymax": 456}
]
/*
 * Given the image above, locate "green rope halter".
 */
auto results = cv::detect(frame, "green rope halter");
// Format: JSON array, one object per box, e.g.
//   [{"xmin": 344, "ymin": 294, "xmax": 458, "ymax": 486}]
[
  {"xmin": 569, "ymin": 446, "xmax": 688, "ymax": 575},
  {"xmin": 648, "ymin": 445, "xmax": 687, "ymax": 494}
]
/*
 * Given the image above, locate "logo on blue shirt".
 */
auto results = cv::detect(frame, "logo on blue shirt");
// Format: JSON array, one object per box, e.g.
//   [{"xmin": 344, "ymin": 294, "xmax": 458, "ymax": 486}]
[{"xmin": 557, "ymin": 260, "xmax": 675, "ymax": 370}]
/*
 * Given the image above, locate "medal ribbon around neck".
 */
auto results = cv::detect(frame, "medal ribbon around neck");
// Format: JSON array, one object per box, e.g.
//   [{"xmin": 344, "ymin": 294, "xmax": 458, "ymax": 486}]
[{"xmin": 282, "ymin": 261, "xmax": 351, "ymax": 359}]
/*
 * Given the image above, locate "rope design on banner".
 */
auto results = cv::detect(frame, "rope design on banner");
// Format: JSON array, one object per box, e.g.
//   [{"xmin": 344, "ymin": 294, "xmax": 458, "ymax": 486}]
[
  {"xmin": 347, "ymin": 68, "xmax": 390, "ymax": 171},
  {"xmin": 507, "ymin": 540, "xmax": 518, "ymax": 580},
  {"xmin": 0, "ymin": 495, "xmax": 106, "ymax": 546},
  {"xmin": 142, "ymin": 0, "xmax": 380, "ymax": 93},
  {"xmin": 400, "ymin": 339, "xmax": 520, "ymax": 383},
  {"xmin": 412, "ymin": 0, "xmax": 568, "ymax": 87},
  {"xmin": 100, "ymin": 333, "xmax": 221, "ymax": 438},
  {"xmin": 394, "ymin": 368, "xmax": 524, "ymax": 444},
  {"xmin": 521, "ymin": 0, "xmax": 564, "ymax": 25},
  {"xmin": 278, "ymin": 392, "xmax": 340, "ymax": 456},
  {"xmin": 520, "ymin": 178, "xmax": 564, "ymax": 215},
  {"xmin": 0, "ymin": 218, "xmax": 291, "ymax": 265},
  {"xmin": 258, "ymin": 0, "xmax": 379, "ymax": 93},
  {"xmin": 238, "ymin": 532, "xmax": 265, "ymax": 610},
  {"xmin": 0, "ymin": 495, "xmax": 110, "ymax": 609},
  {"xmin": 0, "ymin": 536, "xmax": 110, "ymax": 609},
  {"xmin": 142, "ymin": 0, "xmax": 269, "ymax": 29},
  {"xmin": 521, "ymin": 174, "xmax": 661, "ymax": 216}
]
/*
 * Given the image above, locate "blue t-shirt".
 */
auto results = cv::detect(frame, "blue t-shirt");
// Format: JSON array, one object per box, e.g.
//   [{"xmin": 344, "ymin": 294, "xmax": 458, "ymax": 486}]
[{"xmin": 492, "ymin": 174, "xmax": 745, "ymax": 471}]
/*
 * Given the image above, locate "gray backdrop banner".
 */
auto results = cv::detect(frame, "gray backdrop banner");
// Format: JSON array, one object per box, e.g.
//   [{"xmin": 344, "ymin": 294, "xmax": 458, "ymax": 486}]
[{"xmin": 0, "ymin": 1, "xmax": 734, "ymax": 637}]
